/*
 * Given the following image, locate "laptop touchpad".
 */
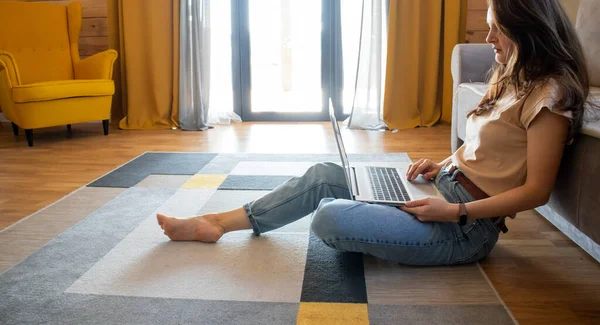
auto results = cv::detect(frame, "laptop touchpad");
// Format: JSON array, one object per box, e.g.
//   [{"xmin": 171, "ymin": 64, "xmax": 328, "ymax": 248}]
[{"xmin": 406, "ymin": 176, "xmax": 443, "ymax": 200}]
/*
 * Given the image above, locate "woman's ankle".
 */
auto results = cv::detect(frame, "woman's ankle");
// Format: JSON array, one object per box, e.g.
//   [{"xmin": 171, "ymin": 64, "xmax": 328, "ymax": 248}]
[{"xmin": 211, "ymin": 207, "xmax": 252, "ymax": 233}]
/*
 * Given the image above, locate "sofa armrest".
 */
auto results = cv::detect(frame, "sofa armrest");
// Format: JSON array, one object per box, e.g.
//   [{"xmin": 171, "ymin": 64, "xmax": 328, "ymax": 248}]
[
  {"xmin": 0, "ymin": 51, "xmax": 22, "ymax": 86},
  {"xmin": 450, "ymin": 44, "xmax": 495, "ymax": 152},
  {"xmin": 451, "ymin": 44, "xmax": 495, "ymax": 94},
  {"xmin": 74, "ymin": 49, "xmax": 118, "ymax": 80}
]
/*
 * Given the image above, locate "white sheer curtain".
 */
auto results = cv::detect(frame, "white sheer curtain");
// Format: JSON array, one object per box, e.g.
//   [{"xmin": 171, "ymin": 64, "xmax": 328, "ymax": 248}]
[
  {"xmin": 179, "ymin": 0, "xmax": 241, "ymax": 130},
  {"xmin": 344, "ymin": 0, "xmax": 388, "ymax": 130},
  {"xmin": 179, "ymin": 0, "xmax": 212, "ymax": 130}
]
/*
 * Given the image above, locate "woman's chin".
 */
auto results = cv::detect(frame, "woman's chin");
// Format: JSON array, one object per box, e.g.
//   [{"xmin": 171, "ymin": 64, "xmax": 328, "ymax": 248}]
[{"xmin": 495, "ymin": 53, "xmax": 507, "ymax": 64}]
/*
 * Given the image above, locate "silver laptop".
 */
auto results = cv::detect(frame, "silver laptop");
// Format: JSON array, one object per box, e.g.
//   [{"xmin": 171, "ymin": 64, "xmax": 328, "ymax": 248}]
[{"xmin": 329, "ymin": 101, "xmax": 442, "ymax": 206}]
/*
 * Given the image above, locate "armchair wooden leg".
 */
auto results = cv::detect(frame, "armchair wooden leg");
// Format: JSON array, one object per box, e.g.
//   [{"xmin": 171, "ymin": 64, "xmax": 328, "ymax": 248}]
[
  {"xmin": 12, "ymin": 123, "xmax": 18, "ymax": 136},
  {"xmin": 67, "ymin": 124, "xmax": 72, "ymax": 137},
  {"xmin": 25, "ymin": 129, "xmax": 33, "ymax": 147},
  {"xmin": 102, "ymin": 120, "xmax": 109, "ymax": 135}
]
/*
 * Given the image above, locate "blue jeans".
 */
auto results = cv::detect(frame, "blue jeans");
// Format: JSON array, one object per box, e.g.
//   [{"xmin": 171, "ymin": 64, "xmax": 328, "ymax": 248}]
[{"xmin": 243, "ymin": 162, "xmax": 500, "ymax": 266}]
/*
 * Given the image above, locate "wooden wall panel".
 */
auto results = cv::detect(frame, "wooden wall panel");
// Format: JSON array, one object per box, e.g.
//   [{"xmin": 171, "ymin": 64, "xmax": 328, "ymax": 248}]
[
  {"xmin": 468, "ymin": 0, "xmax": 487, "ymax": 11},
  {"xmin": 465, "ymin": 0, "xmax": 488, "ymax": 43},
  {"xmin": 465, "ymin": 31, "xmax": 488, "ymax": 44},
  {"xmin": 24, "ymin": 0, "xmax": 109, "ymax": 58}
]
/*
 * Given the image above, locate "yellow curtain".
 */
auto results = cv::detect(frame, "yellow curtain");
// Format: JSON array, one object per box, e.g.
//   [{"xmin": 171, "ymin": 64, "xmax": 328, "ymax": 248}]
[
  {"xmin": 107, "ymin": 0, "xmax": 179, "ymax": 129},
  {"xmin": 383, "ymin": 0, "xmax": 466, "ymax": 129}
]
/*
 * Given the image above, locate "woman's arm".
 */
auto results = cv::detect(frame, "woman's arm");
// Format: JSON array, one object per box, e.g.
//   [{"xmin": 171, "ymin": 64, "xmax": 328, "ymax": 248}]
[
  {"xmin": 439, "ymin": 155, "xmax": 453, "ymax": 167},
  {"xmin": 402, "ymin": 108, "xmax": 569, "ymax": 222}
]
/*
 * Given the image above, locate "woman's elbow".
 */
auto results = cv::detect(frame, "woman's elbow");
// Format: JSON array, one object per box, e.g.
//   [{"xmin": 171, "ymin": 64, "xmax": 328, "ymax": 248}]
[
  {"xmin": 535, "ymin": 192, "xmax": 552, "ymax": 207},
  {"xmin": 524, "ymin": 184, "xmax": 553, "ymax": 208}
]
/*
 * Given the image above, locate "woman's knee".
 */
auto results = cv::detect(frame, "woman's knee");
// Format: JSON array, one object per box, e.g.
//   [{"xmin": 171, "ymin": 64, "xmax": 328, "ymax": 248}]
[
  {"xmin": 305, "ymin": 162, "xmax": 343, "ymax": 182},
  {"xmin": 310, "ymin": 198, "xmax": 348, "ymax": 240}
]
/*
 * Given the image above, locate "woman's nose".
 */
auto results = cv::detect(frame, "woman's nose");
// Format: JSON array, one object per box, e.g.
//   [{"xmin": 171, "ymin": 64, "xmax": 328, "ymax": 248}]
[{"xmin": 486, "ymin": 30, "xmax": 496, "ymax": 44}]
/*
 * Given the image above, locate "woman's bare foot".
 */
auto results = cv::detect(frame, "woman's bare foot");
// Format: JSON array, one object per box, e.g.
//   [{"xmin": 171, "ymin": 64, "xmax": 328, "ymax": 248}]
[
  {"xmin": 157, "ymin": 213, "xmax": 225, "ymax": 242},
  {"xmin": 156, "ymin": 207, "xmax": 251, "ymax": 242}
]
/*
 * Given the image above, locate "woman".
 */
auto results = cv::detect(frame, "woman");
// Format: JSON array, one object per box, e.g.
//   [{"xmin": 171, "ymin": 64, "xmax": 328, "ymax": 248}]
[{"xmin": 157, "ymin": 0, "xmax": 595, "ymax": 265}]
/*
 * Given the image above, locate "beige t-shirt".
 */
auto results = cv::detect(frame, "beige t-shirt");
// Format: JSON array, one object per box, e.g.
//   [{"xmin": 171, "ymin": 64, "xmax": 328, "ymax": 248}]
[{"xmin": 452, "ymin": 79, "xmax": 572, "ymax": 197}]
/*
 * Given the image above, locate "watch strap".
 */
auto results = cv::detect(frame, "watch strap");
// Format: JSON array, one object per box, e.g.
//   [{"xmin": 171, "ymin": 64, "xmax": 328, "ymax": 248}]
[{"xmin": 458, "ymin": 203, "xmax": 468, "ymax": 226}]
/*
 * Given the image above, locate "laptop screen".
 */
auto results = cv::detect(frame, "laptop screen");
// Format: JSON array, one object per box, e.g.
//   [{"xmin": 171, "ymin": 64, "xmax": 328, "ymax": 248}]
[{"xmin": 328, "ymin": 100, "xmax": 354, "ymax": 198}]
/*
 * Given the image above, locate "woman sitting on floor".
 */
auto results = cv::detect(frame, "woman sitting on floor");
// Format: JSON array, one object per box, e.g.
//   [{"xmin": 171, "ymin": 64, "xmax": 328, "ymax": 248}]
[{"xmin": 157, "ymin": 0, "xmax": 597, "ymax": 266}]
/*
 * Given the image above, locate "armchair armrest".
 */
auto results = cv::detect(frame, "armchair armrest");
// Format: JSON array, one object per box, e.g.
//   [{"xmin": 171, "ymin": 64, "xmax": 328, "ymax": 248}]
[
  {"xmin": 0, "ymin": 51, "xmax": 22, "ymax": 86},
  {"xmin": 74, "ymin": 49, "xmax": 118, "ymax": 80},
  {"xmin": 451, "ymin": 44, "xmax": 495, "ymax": 94}
]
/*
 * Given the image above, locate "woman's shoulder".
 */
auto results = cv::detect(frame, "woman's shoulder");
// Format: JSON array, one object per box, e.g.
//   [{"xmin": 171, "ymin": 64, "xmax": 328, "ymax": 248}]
[
  {"xmin": 527, "ymin": 77, "xmax": 563, "ymax": 102},
  {"xmin": 520, "ymin": 77, "xmax": 572, "ymax": 128}
]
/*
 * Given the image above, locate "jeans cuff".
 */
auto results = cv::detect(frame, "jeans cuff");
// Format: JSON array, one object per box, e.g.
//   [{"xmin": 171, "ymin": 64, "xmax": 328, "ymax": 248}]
[{"xmin": 243, "ymin": 203, "xmax": 261, "ymax": 236}]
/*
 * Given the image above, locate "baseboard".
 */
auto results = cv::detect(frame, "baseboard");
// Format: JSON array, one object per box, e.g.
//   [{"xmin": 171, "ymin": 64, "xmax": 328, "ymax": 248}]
[{"xmin": 536, "ymin": 205, "xmax": 600, "ymax": 262}]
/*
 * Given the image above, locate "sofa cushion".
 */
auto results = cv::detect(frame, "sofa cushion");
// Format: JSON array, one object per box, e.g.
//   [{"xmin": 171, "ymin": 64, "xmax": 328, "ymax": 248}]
[
  {"xmin": 455, "ymin": 83, "xmax": 489, "ymax": 140},
  {"xmin": 576, "ymin": 0, "xmax": 600, "ymax": 87},
  {"xmin": 582, "ymin": 86, "xmax": 600, "ymax": 138},
  {"xmin": 12, "ymin": 79, "xmax": 115, "ymax": 103}
]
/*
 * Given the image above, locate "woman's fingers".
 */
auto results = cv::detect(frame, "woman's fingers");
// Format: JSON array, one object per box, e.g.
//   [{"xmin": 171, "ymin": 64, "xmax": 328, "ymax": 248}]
[
  {"xmin": 409, "ymin": 160, "xmax": 434, "ymax": 181},
  {"xmin": 406, "ymin": 159, "xmax": 443, "ymax": 181},
  {"xmin": 423, "ymin": 172, "xmax": 435, "ymax": 180},
  {"xmin": 412, "ymin": 164, "xmax": 432, "ymax": 180},
  {"xmin": 400, "ymin": 206, "xmax": 429, "ymax": 221},
  {"xmin": 406, "ymin": 158, "xmax": 424, "ymax": 180},
  {"xmin": 423, "ymin": 166, "xmax": 441, "ymax": 180},
  {"xmin": 405, "ymin": 197, "xmax": 429, "ymax": 207}
]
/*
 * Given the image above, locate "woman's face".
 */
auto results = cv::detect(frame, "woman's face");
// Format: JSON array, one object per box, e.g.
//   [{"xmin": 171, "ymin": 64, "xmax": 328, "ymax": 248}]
[{"xmin": 486, "ymin": 8, "xmax": 514, "ymax": 64}]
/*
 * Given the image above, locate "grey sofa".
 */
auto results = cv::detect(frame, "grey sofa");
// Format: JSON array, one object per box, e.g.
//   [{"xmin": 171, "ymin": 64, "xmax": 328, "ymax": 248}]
[{"xmin": 450, "ymin": 0, "xmax": 600, "ymax": 262}]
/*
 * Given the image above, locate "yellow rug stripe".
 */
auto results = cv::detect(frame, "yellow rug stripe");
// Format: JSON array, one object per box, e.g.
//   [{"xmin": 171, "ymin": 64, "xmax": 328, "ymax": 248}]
[
  {"xmin": 297, "ymin": 302, "xmax": 369, "ymax": 325},
  {"xmin": 181, "ymin": 174, "xmax": 227, "ymax": 188}
]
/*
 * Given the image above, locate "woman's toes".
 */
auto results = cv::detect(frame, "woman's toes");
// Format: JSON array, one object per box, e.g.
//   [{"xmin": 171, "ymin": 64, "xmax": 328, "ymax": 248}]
[{"xmin": 157, "ymin": 213, "xmax": 169, "ymax": 228}]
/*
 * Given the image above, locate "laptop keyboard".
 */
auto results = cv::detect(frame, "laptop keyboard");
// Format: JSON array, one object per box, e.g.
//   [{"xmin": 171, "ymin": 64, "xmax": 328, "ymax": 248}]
[{"xmin": 367, "ymin": 167, "xmax": 411, "ymax": 202}]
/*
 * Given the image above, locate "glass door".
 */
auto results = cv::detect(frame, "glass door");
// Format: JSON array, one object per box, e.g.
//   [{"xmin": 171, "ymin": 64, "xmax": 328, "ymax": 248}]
[{"xmin": 232, "ymin": 0, "xmax": 355, "ymax": 121}]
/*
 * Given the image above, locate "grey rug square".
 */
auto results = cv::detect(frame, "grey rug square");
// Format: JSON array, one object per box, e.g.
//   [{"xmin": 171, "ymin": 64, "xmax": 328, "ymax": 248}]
[{"xmin": 88, "ymin": 153, "xmax": 216, "ymax": 188}]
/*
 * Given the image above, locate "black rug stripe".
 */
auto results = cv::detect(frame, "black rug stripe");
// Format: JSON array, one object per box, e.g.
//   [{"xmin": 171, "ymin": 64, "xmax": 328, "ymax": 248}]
[
  {"xmin": 88, "ymin": 153, "xmax": 217, "ymax": 188},
  {"xmin": 300, "ymin": 230, "xmax": 368, "ymax": 303}
]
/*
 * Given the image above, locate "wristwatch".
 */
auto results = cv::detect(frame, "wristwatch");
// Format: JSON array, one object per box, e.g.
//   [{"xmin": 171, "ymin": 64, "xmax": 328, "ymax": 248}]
[{"xmin": 458, "ymin": 203, "xmax": 468, "ymax": 226}]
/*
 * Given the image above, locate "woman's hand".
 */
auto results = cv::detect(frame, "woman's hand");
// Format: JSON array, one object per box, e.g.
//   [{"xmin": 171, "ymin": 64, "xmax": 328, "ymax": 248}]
[
  {"xmin": 406, "ymin": 158, "xmax": 443, "ymax": 181},
  {"xmin": 400, "ymin": 197, "xmax": 459, "ymax": 223}
]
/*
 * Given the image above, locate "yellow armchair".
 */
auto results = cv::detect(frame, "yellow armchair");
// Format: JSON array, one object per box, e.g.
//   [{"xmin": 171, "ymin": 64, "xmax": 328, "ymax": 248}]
[{"xmin": 0, "ymin": 1, "xmax": 117, "ymax": 146}]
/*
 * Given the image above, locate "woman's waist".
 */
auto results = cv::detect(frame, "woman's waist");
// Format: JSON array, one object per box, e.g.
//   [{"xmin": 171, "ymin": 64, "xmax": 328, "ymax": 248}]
[
  {"xmin": 449, "ymin": 157, "xmax": 527, "ymax": 197},
  {"xmin": 445, "ymin": 164, "xmax": 489, "ymax": 200}
]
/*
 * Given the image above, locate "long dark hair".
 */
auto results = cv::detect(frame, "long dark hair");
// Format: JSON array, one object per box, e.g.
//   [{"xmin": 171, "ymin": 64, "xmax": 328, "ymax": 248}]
[{"xmin": 470, "ymin": 0, "xmax": 597, "ymax": 142}]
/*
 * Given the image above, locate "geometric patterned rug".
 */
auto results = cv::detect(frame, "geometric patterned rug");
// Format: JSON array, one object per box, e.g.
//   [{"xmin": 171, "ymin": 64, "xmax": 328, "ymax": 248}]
[{"xmin": 0, "ymin": 152, "xmax": 517, "ymax": 325}]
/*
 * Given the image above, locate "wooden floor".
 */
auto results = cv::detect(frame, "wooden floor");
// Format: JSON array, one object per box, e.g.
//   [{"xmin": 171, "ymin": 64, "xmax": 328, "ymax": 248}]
[{"xmin": 1, "ymin": 121, "xmax": 598, "ymax": 325}]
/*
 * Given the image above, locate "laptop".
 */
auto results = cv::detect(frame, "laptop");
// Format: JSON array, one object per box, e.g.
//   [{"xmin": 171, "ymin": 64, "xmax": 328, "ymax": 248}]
[{"xmin": 329, "ymin": 101, "xmax": 443, "ymax": 206}]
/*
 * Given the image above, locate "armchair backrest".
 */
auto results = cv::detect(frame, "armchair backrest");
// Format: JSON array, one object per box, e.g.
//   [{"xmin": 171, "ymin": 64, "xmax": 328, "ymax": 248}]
[
  {"xmin": 0, "ymin": 1, "xmax": 82, "ymax": 84},
  {"xmin": 575, "ymin": 0, "xmax": 600, "ymax": 87}
]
